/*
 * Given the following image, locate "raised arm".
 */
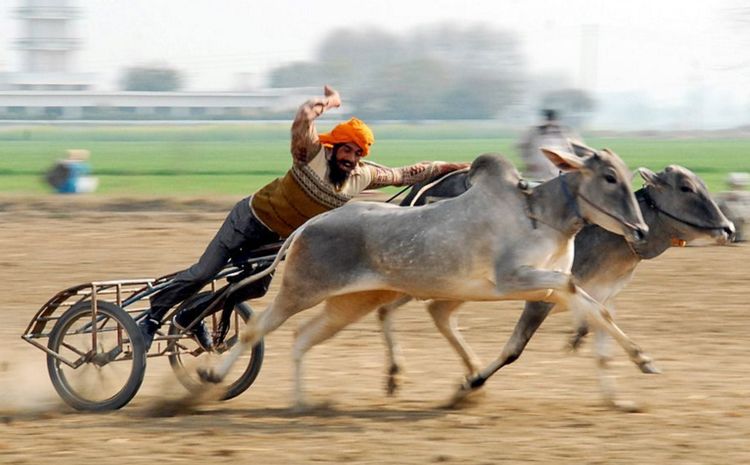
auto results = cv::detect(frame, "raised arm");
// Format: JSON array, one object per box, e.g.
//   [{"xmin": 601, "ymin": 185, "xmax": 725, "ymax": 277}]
[
  {"xmin": 367, "ymin": 161, "xmax": 470, "ymax": 189},
  {"xmin": 290, "ymin": 85, "xmax": 342, "ymax": 165}
]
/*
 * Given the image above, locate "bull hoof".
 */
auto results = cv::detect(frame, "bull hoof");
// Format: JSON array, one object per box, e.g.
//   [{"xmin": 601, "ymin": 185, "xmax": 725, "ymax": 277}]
[
  {"xmin": 444, "ymin": 385, "xmax": 485, "ymax": 409},
  {"xmin": 386, "ymin": 375, "xmax": 400, "ymax": 396},
  {"xmin": 197, "ymin": 367, "xmax": 223, "ymax": 384},
  {"xmin": 291, "ymin": 400, "xmax": 334, "ymax": 415},
  {"xmin": 612, "ymin": 399, "xmax": 644, "ymax": 413},
  {"xmin": 566, "ymin": 330, "xmax": 588, "ymax": 353},
  {"xmin": 385, "ymin": 365, "xmax": 402, "ymax": 396},
  {"xmin": 442, "ymin": 377, "xmax": 486, "ymax": 409},
  {"xmin": 638, "ymin": 360, "xmax": 661, "ymax": 374}
]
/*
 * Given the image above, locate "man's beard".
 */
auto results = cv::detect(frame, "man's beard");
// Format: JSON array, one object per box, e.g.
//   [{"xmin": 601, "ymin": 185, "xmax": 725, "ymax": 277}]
[{"xmin": 327, "ymin": 154, "xmax": 351, "ymax": 189}]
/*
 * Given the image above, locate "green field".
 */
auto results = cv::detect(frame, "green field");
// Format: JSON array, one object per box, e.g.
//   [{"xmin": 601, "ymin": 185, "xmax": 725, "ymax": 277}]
[{"xmin": 1, "ymin": 123, "xmax": 748, "ymax": 195}]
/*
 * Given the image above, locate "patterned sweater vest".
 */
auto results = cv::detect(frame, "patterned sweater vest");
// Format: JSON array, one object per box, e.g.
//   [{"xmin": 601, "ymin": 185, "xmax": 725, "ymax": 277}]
[{"xmin": 251, "ymin": 164, "xmax": 355, "ymax": 238}]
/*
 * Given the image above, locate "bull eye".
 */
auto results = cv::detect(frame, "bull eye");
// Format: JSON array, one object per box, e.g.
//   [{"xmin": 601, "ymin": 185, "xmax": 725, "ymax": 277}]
[
  {"xmin": 604, "ymin": 173, "xmax": 617, "ymax": 184},
  {"xmin": 680, "ymin": 185, "xmax": 693, "ymax": 193}
]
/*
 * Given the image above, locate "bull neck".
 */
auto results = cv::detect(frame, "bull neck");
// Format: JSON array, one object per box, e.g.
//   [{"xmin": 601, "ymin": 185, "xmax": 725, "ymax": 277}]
[{"xmin": 526, "ymin": 173, "xmax": 586, "ymax": 238}]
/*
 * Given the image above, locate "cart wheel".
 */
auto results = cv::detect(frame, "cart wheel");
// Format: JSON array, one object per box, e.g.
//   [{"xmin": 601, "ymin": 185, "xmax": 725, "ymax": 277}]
[
  {"xmin": 47, "ymin": 300, "xmax": 147, "ymax": 411},
  {"xmin": 167, "ymin": 292, "xmax": 264, "ymax": 400}
]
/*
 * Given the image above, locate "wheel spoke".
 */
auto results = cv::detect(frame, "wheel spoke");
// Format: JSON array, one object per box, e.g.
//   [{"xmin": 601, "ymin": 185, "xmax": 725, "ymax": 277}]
[
  {"xmin": 47, "ymin": 301, "xmax": 146, "ymax": 411},
  {"xmin": 167, "ymin": 295, "xmax": 264, "ymax": 401}
]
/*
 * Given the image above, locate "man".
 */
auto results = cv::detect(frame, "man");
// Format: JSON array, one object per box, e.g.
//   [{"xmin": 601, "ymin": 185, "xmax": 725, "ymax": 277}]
[
  {"xmin": 518, "ymin": 109, "xmax": 582, "ymax": 181},
  {"xmin": 139, "ymin": 85, "xmax": 468, "ymax": 350}
]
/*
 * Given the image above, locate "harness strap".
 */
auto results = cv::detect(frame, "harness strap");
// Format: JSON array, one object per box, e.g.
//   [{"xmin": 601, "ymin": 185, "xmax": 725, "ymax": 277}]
[
  {"xmin": 384, "ymin": 184, "xmax": 413, "ymax": 204},
  {"xmin": 408, "ymin": 168, "xmax": 471, "ymax": 207},
  {"xmin": 560, "ymin": 174, "xmax": 583, "ymax": 220},
  {"xmin": 520, "ymin": 180, "xmax": 538, "ymax": 229},
  {"xmin": 518, "ymin": 179, "xmax": 586, "ymax": 234}
]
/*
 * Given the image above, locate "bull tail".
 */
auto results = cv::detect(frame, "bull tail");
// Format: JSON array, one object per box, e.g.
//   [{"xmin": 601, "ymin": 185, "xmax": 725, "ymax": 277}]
[{"xmin": 223, "ymin": 226, "xmax": 303, "ymax": 301}]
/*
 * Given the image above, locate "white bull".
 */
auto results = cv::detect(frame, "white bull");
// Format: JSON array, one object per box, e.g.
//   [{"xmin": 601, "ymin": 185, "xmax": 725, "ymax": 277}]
[{"xmin": 201, "ymin": 148, "xmax": 650, "ymax": 408}]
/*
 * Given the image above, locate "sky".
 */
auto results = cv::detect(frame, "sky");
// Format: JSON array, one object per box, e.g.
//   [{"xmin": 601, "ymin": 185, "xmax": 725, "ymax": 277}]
[{"xmin": 0, "ymin": 0, "xmax": 748, "ymax": 126}]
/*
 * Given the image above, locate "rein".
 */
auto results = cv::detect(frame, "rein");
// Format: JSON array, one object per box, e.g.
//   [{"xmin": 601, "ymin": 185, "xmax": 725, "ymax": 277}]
[
  {"xmin": 384, "ymin": 185, "xmax": 413, "ymax": 204},
  {"xmin": 384, "ymin": 168, "xmax": 472, "ymax": 205},
  {"xmin": 408, "ymin": 168, "xmax": 471, "ymax": 206},
  {"xmin": 577, "ymin": 192, "xmax": 639, "ymax": 230},
  {"xmin": 638, "ymin": 189, "xmax": 727, "ymax": 231}
]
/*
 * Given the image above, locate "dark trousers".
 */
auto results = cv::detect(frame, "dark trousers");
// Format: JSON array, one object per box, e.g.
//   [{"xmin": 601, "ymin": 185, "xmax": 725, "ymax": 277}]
[{"xmin": 148, "ymin": 197, "xmax": 281, "ymax": 321}]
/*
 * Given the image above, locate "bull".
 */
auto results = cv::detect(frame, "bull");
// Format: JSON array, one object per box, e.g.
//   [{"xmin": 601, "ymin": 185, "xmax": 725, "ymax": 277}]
[{"xmin": 201, "ymin": 147, "xmax": 651, "ymax": 409}]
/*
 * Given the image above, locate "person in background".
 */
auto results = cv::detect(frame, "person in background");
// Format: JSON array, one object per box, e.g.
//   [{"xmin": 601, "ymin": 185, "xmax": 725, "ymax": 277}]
[
  {"xmin": 518, "ymin": 109, "xmax": 582, "ymax": 181},
  {"xmin": 45, "ymin": 149, "xmax": 98, "ymax": 194},
  {"xmin": 138, "ymin": 85, "xmax": 470, "ymax": 350}
]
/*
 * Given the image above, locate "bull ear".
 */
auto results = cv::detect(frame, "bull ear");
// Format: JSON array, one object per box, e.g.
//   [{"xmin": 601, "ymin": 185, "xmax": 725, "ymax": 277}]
[
  {"xmin": 541, "ymin": 147, "xmax": 586, "ymax": 172},
  {"xmin": 638, "ymin": 167, "xmax": 666, "ymax": 189},
  {"xmin": 569, "ymin": 139, "xmax": 598, "ymax": 159}
]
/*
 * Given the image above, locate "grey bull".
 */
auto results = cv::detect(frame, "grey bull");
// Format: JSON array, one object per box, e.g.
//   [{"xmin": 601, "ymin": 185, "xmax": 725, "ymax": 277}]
[
  {"xmin": 379, "ymin": 157, "xmax": 735, "ymax": 410},
  {"xmin": 201, "ymin": 148, "xmax": 650, "ymax": 408}
]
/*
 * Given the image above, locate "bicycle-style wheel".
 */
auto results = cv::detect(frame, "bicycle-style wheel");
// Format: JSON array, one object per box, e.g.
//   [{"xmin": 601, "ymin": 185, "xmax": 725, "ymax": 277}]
[
  {"xmin": 167, "ymin": 292, "xmax": 264, "ymax": 400},
  {"xmin": 47, "ymin": 300, "xmax": 147, "ymax": 411}
]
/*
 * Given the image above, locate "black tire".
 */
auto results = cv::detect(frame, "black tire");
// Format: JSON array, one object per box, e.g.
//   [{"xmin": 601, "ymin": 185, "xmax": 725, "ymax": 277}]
[
  {"xmin": 167, "ymin": 292, "xmax": 264, "ymax": 400},
  {"xmin": 47, "ymin": 300, "xmax": 147, "ymax": 411}
]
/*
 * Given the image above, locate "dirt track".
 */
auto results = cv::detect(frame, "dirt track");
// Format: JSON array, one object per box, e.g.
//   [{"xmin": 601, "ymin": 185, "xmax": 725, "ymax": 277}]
[{"xmin": 1, "ymin": 197, "xmax": 748, "ymax": 465}]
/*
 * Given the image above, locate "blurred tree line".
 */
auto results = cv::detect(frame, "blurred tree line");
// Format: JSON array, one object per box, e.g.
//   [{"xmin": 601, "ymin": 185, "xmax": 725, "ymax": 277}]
[
  {"xmin": 112, "ymin": 23, "xmax": 596, "ymax": 125},
  {"xmin": 120, "ymin": 66, "xmax": 182, "ymax": 92},
  {"xmin": 268, "ymin": 24, "xmax": 528, "ymax": 120}
]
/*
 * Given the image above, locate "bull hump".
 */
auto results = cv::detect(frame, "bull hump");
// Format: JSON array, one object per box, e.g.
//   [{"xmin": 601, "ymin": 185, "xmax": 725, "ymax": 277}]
[{"xmin": 469, "ymin": 154, "xmax": 521, "ymax": 189}]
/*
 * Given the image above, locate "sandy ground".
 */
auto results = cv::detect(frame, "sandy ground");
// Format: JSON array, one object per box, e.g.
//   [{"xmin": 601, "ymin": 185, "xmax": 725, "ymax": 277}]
[{"xmin": 0, "ymin": 196, "xmax": 748, "ymax": 465}]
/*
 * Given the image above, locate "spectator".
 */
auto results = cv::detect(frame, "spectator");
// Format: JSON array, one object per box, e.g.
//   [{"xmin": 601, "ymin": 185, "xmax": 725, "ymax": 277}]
[
  {"xmin": 518, "ymin": 109, "xmax": 583, "ymax": 181},
  {"xmin": 45, "ymin": 149, "xmax": 98, "ymax": 194}
]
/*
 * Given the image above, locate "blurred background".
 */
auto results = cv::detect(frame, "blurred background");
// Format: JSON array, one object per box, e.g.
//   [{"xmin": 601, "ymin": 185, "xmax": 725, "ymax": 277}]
[
  {"xmin": 1, "ymin": 0, "xmax": 749, "ymax": 128},
  {"xmin": 0, "ymin": 0, "xmax": 748, "ymax": 197}
]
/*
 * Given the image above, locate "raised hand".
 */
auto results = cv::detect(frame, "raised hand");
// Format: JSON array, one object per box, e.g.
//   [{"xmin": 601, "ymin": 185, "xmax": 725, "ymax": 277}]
[{"xmin": 323, "ymin": 85, "xmax": 341, "ymax": 110}]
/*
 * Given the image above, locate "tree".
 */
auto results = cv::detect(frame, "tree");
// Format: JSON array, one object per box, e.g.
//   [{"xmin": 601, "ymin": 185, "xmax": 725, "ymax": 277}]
[
  {"xmin": 269, "ymin": 62, "xmax": 327, "ymax": 88},
  {"xmin": 267, "ymin": 23, "xmax": 526, "ymax": 120},
  {"xmin": 120, "ymin": 66, "xmax": 182, "ymax": 91}
]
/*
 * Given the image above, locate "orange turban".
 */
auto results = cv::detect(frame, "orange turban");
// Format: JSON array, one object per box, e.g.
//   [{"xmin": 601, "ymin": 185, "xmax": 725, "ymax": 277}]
[{"xmin": 318, "ymin": 117, "xmax": 375, "ymax": 156}]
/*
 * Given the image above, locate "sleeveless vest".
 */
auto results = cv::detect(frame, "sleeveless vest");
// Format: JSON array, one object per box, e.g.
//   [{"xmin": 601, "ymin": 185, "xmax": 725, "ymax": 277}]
[{"xmin": 250, "ymin": 150, "xmax": 371, "ymax": 237}]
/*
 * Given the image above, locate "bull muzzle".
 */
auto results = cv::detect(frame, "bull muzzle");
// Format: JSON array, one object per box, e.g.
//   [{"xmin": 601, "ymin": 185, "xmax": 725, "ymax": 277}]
[
  {"xmin": 625, "ymin": 222, "xmax": 649, "ymax": 245},
  {"xmin": 715, "ymin": 222, "xmax": 736, "ymax": 244}
]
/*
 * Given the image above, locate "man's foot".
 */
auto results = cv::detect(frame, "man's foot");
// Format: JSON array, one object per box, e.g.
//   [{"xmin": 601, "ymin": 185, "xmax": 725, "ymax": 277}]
[
  {"xmin": 138, "ymin": 316, "xmax": 161, "ymax": 351},
  {"xmin": 173, "ymin": 312, "xmax": 213, "ymax": 351}
]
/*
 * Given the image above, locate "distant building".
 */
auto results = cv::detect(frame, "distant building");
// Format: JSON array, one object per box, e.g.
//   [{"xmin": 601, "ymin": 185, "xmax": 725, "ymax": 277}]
[
  {"xmin": 0, "ymin": 1, "xmax": 314, "ymax": 120},
  {"xmin": 3, "ymin": 0, "xmax": 95, "ymax": 91},
  {"xmin": 0, "ymin": 88, "xmax": 317, "ymax": 120}
]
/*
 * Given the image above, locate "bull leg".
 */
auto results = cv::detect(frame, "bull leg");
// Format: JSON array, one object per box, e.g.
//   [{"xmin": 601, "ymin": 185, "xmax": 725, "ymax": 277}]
[
  {"xmin": 494, "ymin": 264, "xmax": 572, "ymax": 295},
  {"xmin": 452, "ymin": 300, "xmax": 553, "ymax": 404},
  {"xmin": 594, "ymin": 300, "xmax": 616, "ymax": 405},
  {"xmin": 592, "ymin": 302, "xmax": 641, "ymax": 412},
  {"xmin": 493, "ymin": 263, "xmax": 657, "ymax": 372},
  {"xmin": 376, "ymin": 295, "xmax": 413, "ymax": 395},
  {"xmin": 567, "ymin": 322, "xmax": 590, "ymax": 352},
  {"xmin": 564, "ymin": 287, "xmax": 659, "ymax": 375},
  {"xmin": 292, "ymin": 291, "xmax": 401, "ymax": 409},
  {"xmin": 199, "ymin": 289, "xmax": 323, "ymax": 384},
  {"xmin": 426, "ymin": 300, "xmax": 479, "ymax": 374}
]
